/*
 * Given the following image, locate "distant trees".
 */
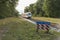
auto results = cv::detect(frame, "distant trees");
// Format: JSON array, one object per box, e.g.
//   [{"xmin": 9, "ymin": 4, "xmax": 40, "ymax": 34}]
[
  {"xmin": 24, "ymin": 6, "xmax": 29, "ymax": 13},
  {"xmin": 43, "ymin": 0, "xmax": 60, "ymax": 18},
  {"xmin": 24, "ymin": 0, "xmax": 44, "ymax": 17},
  {"xmin": 0, "ymin": 0, "xmax": 19, "ymax": 19},
  {"xmin": 24, "ymin": 0, "xmax": 60, "ymax": 18}
]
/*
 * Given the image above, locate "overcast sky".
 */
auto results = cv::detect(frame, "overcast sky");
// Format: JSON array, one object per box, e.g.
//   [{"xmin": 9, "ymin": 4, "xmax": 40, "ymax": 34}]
[{"xmin": 16, "ymin": 0, "xmax": 37, "ymax": 13}]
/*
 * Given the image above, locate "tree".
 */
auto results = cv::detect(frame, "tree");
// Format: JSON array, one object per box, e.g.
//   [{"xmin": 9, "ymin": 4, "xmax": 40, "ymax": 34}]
[
  {"xmin": 24, "ymin": 6, "xmax": 29, "ymax": 13},
  {"xmin": 0, "ymin": 0, "xmax": 19, "ymax": 19},
  {"xmin": 25, "ymin": 0, "xmax": 60, "ymax": 18},
  {"xmin": 43, "ymin": 0, "xmax": 60, "ymax": 18},
  {"xmin": 24, "ymin": 0, "xmax": 44, "ymax": 17}
]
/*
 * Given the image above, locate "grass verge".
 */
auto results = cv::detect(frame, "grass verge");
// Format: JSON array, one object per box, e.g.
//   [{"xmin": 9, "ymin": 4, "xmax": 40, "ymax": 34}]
[
  {"xmin": 0, "ymin": 17, "xmax": 60, "ymax": 40},
  {"xmin": 33, "ymin": 17, "xmax": 60, "ymax": 23}
]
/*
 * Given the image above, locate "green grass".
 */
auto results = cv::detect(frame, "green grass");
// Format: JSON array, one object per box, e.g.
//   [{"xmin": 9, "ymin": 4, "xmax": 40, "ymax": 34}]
[
  {"xmin": 33, "ymin": 17, "xmax": 60, "ymax": 23},
  {"xmin": 0, "ymin": 17, "xmax": 60, "ymax": 40}
]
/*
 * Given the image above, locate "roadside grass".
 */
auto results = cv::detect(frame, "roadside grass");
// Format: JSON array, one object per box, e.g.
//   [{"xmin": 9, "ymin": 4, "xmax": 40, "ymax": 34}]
[
  {"xmin": 32, "ymin": 17, "xmax": 60, "ymax": 23},
  {"xmin": 0, "ymin": 17, "xmax": 60, "ymax": 40}
]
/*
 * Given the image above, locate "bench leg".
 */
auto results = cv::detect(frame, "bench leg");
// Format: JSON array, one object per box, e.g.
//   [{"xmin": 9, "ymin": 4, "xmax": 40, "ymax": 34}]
[
  {"xmin": 36, "ymin": 28, "xmax": 39, "ymax": 32},
  {"xmin": 45, "ymin": 28, "xmax": 49, "ymax": 33},
  {"xmin": 36, "ymin": 24, "xmax": 39, "ymax": 32}
]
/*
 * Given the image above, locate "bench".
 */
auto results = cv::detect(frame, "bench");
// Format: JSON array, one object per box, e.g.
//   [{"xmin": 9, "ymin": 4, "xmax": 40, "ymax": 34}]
[{"xmin": 36, "ymin": 21, "xmax": 51, "ymax": 33}]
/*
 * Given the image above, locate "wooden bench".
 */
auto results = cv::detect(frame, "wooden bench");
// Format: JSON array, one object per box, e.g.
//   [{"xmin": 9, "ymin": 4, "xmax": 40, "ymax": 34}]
[{"xmin": 36, "ymin": 21, "xmax": 51, "ymax": 33}]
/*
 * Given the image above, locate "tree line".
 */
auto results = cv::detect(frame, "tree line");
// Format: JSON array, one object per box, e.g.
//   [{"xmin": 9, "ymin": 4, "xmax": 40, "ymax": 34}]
[
  {"xmin": 24, "ymin": 0, "xmax": 60, "ymax": 18},
  {"xmin": 0, "ymin": 0, "xmax": 19, "ymax": 19}
]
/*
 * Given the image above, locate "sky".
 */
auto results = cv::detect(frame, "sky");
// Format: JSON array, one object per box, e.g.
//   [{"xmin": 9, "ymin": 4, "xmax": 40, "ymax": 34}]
[{"xmin": 16, "ymin": 0, "xmax": 37, "ymax": 13}]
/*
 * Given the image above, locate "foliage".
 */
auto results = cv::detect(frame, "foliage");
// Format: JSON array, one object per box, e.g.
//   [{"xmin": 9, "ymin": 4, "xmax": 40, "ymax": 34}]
[
  {"xmin": 0, "ymin": 0, "xmax": 19, "ymax": 19},
  {"xmin": 24, "ymin": 0, "xmax": 44, "ymax": 17},
  {"xmin": 25, "ymin": 0, "xmax": 60, "ymax": 18},
  {"xmin": 43, "ymin": 0, "xmax": 60, "ymax": 18}
]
